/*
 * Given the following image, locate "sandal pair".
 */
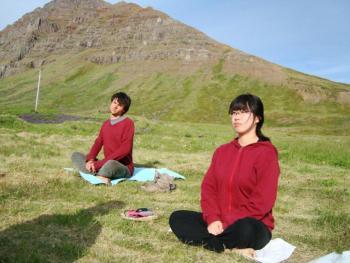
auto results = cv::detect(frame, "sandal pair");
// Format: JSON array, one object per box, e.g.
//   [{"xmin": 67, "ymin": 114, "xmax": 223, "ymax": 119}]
[{"xmin": 121, "ymin": 208, "xmax": 158, "ymax": 221}]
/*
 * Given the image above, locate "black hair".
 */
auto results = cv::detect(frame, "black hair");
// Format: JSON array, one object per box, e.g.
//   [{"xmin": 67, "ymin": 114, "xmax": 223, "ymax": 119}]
[
  {"xmin": 228, "ymin": 93, "xmax": 270, "ymax": 141},
  {"xmin": 111, "ymin": 92, "xmax": 131, "ymax": 114}
]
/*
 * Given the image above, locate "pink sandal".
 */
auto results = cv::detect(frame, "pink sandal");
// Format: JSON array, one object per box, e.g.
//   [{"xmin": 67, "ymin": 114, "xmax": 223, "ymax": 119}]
[{"xmin": 121, "ymin": 208, "xmax": 158, "ymax": 221}]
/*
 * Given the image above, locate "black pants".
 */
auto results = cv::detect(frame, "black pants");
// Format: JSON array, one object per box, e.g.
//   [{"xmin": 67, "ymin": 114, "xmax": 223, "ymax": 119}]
[{"xmin": 169, "ymin": 210, "xmax": 271, "ymax": 253}]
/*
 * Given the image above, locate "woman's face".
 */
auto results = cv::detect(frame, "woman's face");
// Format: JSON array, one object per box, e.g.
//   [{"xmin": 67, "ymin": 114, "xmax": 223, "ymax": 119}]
[{"xmin": 231, "ymin": 109, "xmax": 259, "ymax": 136}]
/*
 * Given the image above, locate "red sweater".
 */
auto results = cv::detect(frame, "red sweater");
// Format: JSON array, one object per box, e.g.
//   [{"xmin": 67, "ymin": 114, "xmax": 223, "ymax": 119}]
[
  {"xmin": 201, "ymin": 139, "xmax": 280, "ymax": 231},
  {"xmin": 86, "ymin": 117, "xmax": 134, "ymax": 174}
]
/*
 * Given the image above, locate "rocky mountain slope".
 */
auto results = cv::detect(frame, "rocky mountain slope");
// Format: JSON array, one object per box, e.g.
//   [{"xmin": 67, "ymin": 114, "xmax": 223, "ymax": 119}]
[
  {"xmin": 0, "ymin": 0, "xmax": 349, "ymax": 123},
  {"xmin": 0, "ymin": 0, "xmax": 295, "ymax": 85},
  {"xmin": 1, "ymin": 1, "xmax": 229, "ymax": 72}
]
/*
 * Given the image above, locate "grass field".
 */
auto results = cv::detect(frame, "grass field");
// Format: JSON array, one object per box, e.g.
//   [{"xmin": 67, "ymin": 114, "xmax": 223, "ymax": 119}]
[{"xmin": 0, "ymin": 112, "xmax": 349, "ymax": 262}]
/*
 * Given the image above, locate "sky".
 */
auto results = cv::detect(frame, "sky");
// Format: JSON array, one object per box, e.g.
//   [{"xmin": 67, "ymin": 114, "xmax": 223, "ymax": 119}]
[{"xmin": 1, "ymin": 0, "xmax": 349, "ymax": 84}]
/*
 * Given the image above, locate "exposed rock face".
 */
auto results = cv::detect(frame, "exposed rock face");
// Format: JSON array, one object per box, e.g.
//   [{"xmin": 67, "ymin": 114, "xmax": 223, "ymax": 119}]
[{"xmin": 0, "ymin": 0, "xmax": 285, "ymax": 82}]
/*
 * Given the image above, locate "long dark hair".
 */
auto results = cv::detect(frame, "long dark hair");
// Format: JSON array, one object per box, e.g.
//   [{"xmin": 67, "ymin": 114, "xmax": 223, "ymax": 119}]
[{"xmin": 228, "ymin": 93, "xmax": 270, "ymax": 141}]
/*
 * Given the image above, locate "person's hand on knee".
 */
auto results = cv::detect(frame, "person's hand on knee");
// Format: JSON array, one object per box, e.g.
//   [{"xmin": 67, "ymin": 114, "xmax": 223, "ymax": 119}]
[
  {"xmin": 86, "ymin": 160, "xmax": 96, "ymax": 173},
  {"xmin": 207, "ymin": 221, "xmax": 224, "ymax": 235}
]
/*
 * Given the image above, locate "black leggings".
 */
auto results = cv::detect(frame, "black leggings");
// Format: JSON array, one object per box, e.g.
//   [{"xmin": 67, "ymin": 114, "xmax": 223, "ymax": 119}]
[{"xmin": 169, "ymin": 210, "xmax": 271, "ymax": 253}]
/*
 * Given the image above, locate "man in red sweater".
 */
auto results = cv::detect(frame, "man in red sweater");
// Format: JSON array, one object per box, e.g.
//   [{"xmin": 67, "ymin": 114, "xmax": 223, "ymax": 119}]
[{"xmin": 71, "ymin": 92, "xmax": 134, "ymax": 185}]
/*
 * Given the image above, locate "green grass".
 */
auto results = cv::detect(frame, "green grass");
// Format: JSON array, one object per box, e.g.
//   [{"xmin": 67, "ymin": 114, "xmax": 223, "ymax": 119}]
[
  {"xmin": 0, "ymin": 52, "xmax": 350, "ymax": 261},
  {"xmin": 0, "ymin": 113, "xmax": 349, "ymax": 262}
]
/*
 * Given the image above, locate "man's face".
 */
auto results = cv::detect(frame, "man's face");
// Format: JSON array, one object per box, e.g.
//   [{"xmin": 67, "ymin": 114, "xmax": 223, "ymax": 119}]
[{"xmin": 110, "ymin": 98, "xmax": 125, "ymax": 117}]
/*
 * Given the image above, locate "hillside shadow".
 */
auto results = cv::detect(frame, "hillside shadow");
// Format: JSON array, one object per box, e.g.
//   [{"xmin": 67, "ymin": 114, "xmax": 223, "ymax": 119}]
[{"xmin": 0, "ymin": 201, "xmax": 124, "ymax": 263}]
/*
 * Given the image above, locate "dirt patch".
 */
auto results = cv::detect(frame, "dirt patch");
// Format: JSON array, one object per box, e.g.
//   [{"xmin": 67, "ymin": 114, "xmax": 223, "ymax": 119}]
[
  {"xmin": 337, "ymin": 90, "xmax": 350, "ymax": 104},
  {"xmin": 19, "ymin": 114, "xmax": 89, "ymax": 124}
]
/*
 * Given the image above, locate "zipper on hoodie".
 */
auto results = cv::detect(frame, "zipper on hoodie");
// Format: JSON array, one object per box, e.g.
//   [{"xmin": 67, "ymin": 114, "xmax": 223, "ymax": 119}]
[{"xmin": 228, "ymin": 147, "xmax": 243, "ymax": 213}]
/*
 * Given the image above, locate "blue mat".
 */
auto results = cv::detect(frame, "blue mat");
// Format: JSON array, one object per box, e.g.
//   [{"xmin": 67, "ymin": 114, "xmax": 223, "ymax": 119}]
[{"xmin": 65, "ymin": 167, "xmax": 185, "ymax": 185}]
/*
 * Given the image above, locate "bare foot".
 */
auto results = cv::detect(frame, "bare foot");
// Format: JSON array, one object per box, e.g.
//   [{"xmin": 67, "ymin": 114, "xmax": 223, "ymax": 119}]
[
  {"xmin": 231, "ymin": 248, "xmax": 256, "ymax": 259},
  {"xmin": 96, "ymin": 176, "xmax": 111, "ymax": 185}
]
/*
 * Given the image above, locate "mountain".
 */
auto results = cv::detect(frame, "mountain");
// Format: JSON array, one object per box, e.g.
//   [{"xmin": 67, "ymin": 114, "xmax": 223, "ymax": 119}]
[
  {"xmin": 0, "ymin": 0, "xmax": 284, "ymax": 81},
  {"xmin": 0, "ymin": 0, "xmax": 349, "ymax": 125}
]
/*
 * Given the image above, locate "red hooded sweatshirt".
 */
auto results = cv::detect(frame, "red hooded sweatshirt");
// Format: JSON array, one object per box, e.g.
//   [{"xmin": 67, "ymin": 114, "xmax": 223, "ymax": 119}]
[{"xmin": 201, "ymin": 139, "xmax": 280, "ymax": 231}]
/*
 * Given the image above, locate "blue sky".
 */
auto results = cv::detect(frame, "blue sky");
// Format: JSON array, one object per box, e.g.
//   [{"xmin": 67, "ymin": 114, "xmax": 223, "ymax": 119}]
[{"xmin": 1, "ymin": 0, "xmax": 349, "ymax": 84}]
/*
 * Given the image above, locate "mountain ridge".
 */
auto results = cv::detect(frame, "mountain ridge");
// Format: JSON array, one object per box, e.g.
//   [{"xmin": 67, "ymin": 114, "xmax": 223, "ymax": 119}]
[
  {"xmin": 0, "ymin": 0, "xmax": 349, "ymax": 119},
  {"xmin": 0, "ymin": 0, "xmax": 287, "ymax": 84}
]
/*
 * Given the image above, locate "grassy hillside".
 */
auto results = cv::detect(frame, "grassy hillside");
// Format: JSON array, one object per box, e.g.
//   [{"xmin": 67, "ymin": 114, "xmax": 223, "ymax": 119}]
[{"xmin": 0, "ymin": 53, "xmax": 349, "ymax": 132}]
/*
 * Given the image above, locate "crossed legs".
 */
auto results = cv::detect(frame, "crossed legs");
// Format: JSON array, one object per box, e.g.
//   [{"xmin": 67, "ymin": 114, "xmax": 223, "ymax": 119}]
[
  {"xmin": 169, "ymin": 210, "xmax": 271, "ymax": 253},
  {"xmin": 71, "ymin": 152, "xmax": 131, "ymax": 184}
]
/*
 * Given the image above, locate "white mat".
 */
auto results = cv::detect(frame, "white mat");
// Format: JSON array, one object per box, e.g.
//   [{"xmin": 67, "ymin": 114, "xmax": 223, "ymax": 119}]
[{"xmin": 253, "ymin": 238, "xmax": 296, "ymax": 263}]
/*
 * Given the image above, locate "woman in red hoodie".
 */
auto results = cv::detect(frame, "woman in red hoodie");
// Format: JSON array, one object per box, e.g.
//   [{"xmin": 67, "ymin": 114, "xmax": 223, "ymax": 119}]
[{"xmin": 169, "ymin": 94, "xmax": 280, "ymax": 256}]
